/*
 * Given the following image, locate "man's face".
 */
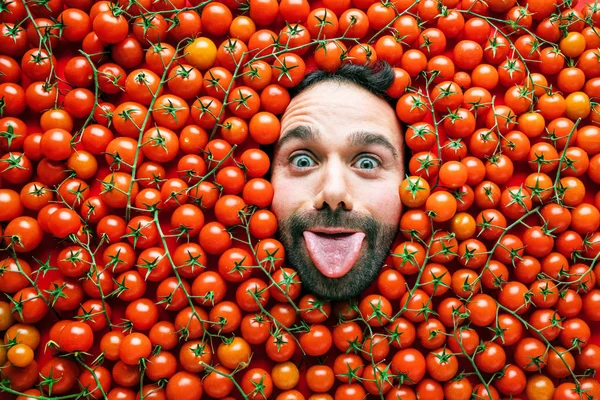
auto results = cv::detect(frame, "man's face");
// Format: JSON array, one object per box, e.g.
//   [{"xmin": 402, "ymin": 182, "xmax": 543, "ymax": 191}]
[{"xmin": 270, "ymin": 81, "xmax": 405, "ymax": 301}]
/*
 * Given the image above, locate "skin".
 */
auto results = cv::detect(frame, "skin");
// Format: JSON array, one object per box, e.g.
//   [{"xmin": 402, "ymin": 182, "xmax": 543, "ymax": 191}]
[{"xmin": 270, "ymin": 80, "xmax": 405, "ymax": 300}]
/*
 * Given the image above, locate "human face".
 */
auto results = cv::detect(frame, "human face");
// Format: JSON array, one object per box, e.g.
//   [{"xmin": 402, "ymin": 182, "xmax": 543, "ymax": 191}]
[{"xmin": 270, "ymin": 80, "xmax": 405, "ymax": 301}]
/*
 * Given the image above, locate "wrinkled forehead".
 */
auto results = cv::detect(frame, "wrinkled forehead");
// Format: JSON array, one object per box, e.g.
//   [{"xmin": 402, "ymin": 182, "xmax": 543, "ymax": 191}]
[{"xmin": 279, "ymin": 81, "xmax": 403, "ymax": 143}]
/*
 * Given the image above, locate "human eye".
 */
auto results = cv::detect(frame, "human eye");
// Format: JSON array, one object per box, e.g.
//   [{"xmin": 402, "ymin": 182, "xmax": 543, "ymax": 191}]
[
  {"xmin": 354, "ymin": 154, "xmax": 381, "ymax": 171},
  {"xmin": 289, "ymin": 153, "xmax": 316, "ymax": 169}
]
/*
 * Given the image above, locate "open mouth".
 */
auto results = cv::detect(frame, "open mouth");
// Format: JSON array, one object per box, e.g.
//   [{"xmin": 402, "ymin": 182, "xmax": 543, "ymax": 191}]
[{"xmin": 302, "ymin": 230, "xmax": 366, "ymax": 278}]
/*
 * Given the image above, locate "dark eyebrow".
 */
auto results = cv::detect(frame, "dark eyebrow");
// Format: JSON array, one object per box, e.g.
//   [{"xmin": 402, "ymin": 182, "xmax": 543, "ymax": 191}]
[
  {"xmin": 277, "ymin": 126, "xmax": 400, "ymax": 161},
  {"xmin": 276, "ymin": 125, "xmax": 319, "ymax": 152},
  {"xmin": 348, "ymin": 130, "xmax": 400, "ymax": 161}
]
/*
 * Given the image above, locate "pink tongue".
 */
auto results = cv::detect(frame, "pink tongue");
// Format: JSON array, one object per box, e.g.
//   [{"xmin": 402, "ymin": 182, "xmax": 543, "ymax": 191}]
[{"xmin": 303, "ymin": 231, "xmax": 366, "ymax": 278}]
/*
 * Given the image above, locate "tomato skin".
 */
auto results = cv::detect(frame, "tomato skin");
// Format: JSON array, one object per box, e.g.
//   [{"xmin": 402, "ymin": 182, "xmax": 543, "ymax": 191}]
[
  {"xmin": 378, "ymin": 268, "xmax": 407, "ymax": 300},
  {"xmin": 151, "ymin": 94, "xmax": 190, "ymax": 130},
  {"xmin": 112, "ymin": 38, "xmax": 144, "ymax": 70},
  {"xmin": 241, "ymin": 368, "xmax": 273, "ymax": 400},
  {"xmin": 0, "ymin": 83, "xmax": 26, "ymax": 117},
  {"xmin": 185, "ymin": 37, "xmax": 218, "ymax": 70},
  {"xmin": 335, "ymin": 383, "xmax": 366, "ymax": 400},
  {"xmin": 0, "ymin": 188, "xmax": 25, "ymax": 222},
  {"xmin": 101, "ymin": 172, "xmax": 139, "ymax": 209},
  {"xmin": 10, "ymin": 287, "xmax": 49, "ymax": 324},
  {"xmin": 48, "ymin": 208, "xmax": 82, "ymax": 239},
  {"xmin": 57, "ymin": 321, "xmax": 94, "ymax": 353},
  {"xmin": 165, "ymin": 371, "xmax": 203, "ymax": 400},
  {"xmin": 474, "ymin": 342, "xmax": 507, "ymax": 374},
  {"xmin": 444, "ymin": 377, "xmax": 471, "ymax": 400},
  {"xmin": 93, "ymin": 11, "xmax": 128, "ymax": 44},
  {"xmin": 0, "ymin": 56, "xmax": 21, "ymax": 84},
  {"xmin": 391, "ymin": 348, "xmax": 426, "ymax": 385},
  {"xmin": 4, "ymin": 216, "xmax": 43, "ymax": 252},
  {"xmin": 426, "ymin": 347, "xmax": 458, "ymax": 382},
  {"xmin": 38, "ymin": 357, "xmax": 79, "ymax": 394},
  {"xmin": 299, "ymin": 324, "xmax": 332, "ymax": 357}
]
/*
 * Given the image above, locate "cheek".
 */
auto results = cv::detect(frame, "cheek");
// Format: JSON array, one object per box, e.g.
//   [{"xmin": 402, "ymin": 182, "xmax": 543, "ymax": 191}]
[
  {"xmin": 364, "ymin": 183, "xmax": 402, "ymax": 225},
  {"xmin": 270, "ymin": 174, "xmax": 304, "ymax": 221}
]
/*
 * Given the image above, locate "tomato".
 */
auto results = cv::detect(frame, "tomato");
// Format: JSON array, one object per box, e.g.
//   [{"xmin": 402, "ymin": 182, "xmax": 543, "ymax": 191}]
[
  {"xmin": 203, "ymin": 365, "xmax": 234, "ymax": 398},
  {"xmin": 272, "ymin": 361, "xmax": 301, "ymax": 391},
  {"xmin": 377, "ymin": 268, "xmax": 407, "ymax": 300},
  {"xmin": 141, "ymin": 126, "xmax": 179, "ymax": 163},
  {"xmin": 428, "ymin": 231, "xmax": 458, "ymax": 264},
  {"xmin": 443, "ymin": 377, "xmax": 471, "ymax": 400},
  {"xmin": 184, "ymin": 37, "xmax": 217, "ymax": 70},
  {"xmin": 9, "ymin": 286, "xmax": 49, "ymax": 324},
  {"xmin": 4, "ymin": 216, "xmax": 43, "ymax": 252},
  {"xmin": 112, "ymin": 39, "xmax": 144, "ymax": 70},
  {"xmin": 514, "ymin": 338, "xmax": 548, "ymax": 372},
  {"xmin": 217, "ymin": 38, "xmax": 249, "ymax": 73},
  {"xmin": 38, "ymin": 357, "xmax": 78, "ymax": 395},
  {"xmin": 391, "ymin": 348, "xmax": 425, "ymax": 385},
  {"xmin": 466, "ymin": 293, "xmax": 497, "ymax": 327},
  {"xmin": 101, "ymin": 172, "xmax": 139, "ymax": 209},
  {"xmin": 124, "ymin": 69, "xmax": 163, "ymax": 106},
  {"xmin": 249, "ymin": 112, "xmax": 280, "ymax": 146},
  {"xmin": 217, "ymin": 336, "xmax": 251, "ymax": 369},
  {"xmin": 49, "ymin": 208, "xmax": 82, "ymax": 239},
  {"xmin": 498, "ymin": 281, "xmax": 530, "ymax": 315},
  {"xmin": 449, "ymin": 212, "xmax": 476, "ymax": 241},
  {"xmin": 0, "ymin": 56, "xmax": 21, "ymax": 84},
  {"xmin": 522, "ymin": 225, "xmax": 554, "ymax": 257},
  {"xmin": 57, "ymin": 320, "xmax": 94, "ymax": 353},
  {"xmin": 6, "ymin": 343, "xmax": 33, "ymax": 368},
  {"xmin": 524, "ymin": 374, "xmax": 554, "ymax": 400},
  {"xmin": 475, "ymin": 342, "xmax": 507, "ymax": 374},
  {"xmin": 208, "ymin": 300, "xmax": 241, "ymax": 332},
  {"xmin": 241, "ymin": 368, "xmax": 273, "ymax": 400},
  {"xmin": 91, "ymin": 10, "xmax": 125, "ymax": 43}
]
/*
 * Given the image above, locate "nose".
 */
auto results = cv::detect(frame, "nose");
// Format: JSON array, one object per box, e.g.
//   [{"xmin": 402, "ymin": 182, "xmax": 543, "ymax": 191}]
[{"xmin": 313, "ymin": 157, "xmax": 354, "ymax": 212}]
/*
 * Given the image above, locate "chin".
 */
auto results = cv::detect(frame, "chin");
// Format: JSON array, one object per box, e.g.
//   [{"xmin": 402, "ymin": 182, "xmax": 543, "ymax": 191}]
[
  {"xmin": 276, "ymin": 211, "xmax": 399, "ymax": 301},
  {"xmin": 290, "ymin": 256, "xmax": 383, "ymax": 301}
]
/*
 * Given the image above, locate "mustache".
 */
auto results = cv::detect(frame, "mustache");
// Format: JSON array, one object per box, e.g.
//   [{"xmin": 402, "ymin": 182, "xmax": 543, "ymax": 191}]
[
  {"xmin": 280, "ymin": 207, "xmax": 379, "ymax": 235},
  {"xmin": 276, "ymin": 206, "xmax": 400, "ymax": 300}
]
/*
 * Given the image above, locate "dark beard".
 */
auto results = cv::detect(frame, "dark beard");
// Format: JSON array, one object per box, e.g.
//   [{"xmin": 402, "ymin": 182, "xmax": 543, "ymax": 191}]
[{"xmin": 276, "ymin": 207, "xmax": 399, "ymax": 301}]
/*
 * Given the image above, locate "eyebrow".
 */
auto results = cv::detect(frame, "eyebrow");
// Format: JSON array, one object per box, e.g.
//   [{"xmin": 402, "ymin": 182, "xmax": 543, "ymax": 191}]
[{"xmin": 277, "ymin": 125, "xmax": 400, "ymax": 161}]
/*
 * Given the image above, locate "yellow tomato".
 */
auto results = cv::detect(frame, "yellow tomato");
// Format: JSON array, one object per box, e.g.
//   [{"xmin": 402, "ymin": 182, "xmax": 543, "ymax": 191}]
[
  {"xmin": 271, "ymin": 361, "xmax": 300, "ymax": 391},
  {"xmin": 4, "ymin": 324, "xmax": 40, "ymax": 350},
  {"xmin": 399, "ymin": 176, "xmax": 431, "ymax": 208},
  {"xmin": 216, "ymin": 336, "xmax": 251, "ymax": 370},
  {"xmin": 525, "ymin": 374, "xmax": 554, "ymax": 400},
  {"xmin": 450, "ymin": 212, "xmax": 476, "ymax": 241},
  {"xmin": 184, "ymin": 37, "xmax": 217, "ymax": 70},
  {"xmin": 565, "ymin": 91, "xmax": 591, "ymax": 121},
  {"xmin": 7, "ymin": 343, "xmax": 34, "ymax": 367},
  {"xmin": 0, "ymin": 339, "xmax": 6, "ymax": 366},
  {"xmin": 0, "ymin": 301, "xmax": 14, "ymax": 331},
  {"xmin": 560, "ymin": 32, "xmax": 586, "ymax": 58}
]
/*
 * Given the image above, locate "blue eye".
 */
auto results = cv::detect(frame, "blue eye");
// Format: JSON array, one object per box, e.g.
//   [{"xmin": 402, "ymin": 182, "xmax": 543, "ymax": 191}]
[
  {"xmin": 289, "ymin": 153, "xmax": 381, "ymax": 171},
  {"xmin": 355, "ymin": 155, "xmax": 380, "ymax": 170},
  {"xmin": 290, "ymin": 154, "xmax": 315, "ymax": 168}
]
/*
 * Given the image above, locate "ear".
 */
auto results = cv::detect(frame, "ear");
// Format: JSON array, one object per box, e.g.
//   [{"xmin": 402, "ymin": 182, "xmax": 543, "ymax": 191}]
[
  {"xmin": 262, "ymin": 143, "xmax": 275, "ymax": 182},
  {"xmin": 401, "ymin": 123, "xmax": 409, "ymax": 173}
]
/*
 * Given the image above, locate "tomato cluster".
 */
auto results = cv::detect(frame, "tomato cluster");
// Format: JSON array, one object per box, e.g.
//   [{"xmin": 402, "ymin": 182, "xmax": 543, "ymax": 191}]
[{"xmin": 0, "ymin": 0, "xmax": 600, "ymax": 399}]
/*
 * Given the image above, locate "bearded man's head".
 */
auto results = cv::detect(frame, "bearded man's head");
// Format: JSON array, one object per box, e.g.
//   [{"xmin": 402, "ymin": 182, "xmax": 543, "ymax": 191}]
[{"xmin": 268, "ymin": 61, "xmax": 405, "ymax": 301}]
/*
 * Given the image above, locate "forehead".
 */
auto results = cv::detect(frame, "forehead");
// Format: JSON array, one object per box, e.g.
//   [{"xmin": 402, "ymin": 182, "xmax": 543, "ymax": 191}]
[{"xmin": 278, "ymin": 81, "xmax": 402, "ymax": 144}]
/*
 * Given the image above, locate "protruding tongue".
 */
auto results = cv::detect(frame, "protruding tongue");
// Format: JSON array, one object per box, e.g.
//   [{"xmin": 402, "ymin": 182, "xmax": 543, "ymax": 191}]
[{"xmin": 303, "ymin": 231, "xmax": 366, "ymax": 278}]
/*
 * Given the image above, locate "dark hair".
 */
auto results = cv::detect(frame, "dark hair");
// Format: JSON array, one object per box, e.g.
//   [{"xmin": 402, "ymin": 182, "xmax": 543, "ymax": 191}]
[
  {"xmin": 289, "ymin": 60, "xmax": 397, "ymax": 106},
  {"xmin": 262, "ymin": 61, "xmax": 404, "ymax": 181}
]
